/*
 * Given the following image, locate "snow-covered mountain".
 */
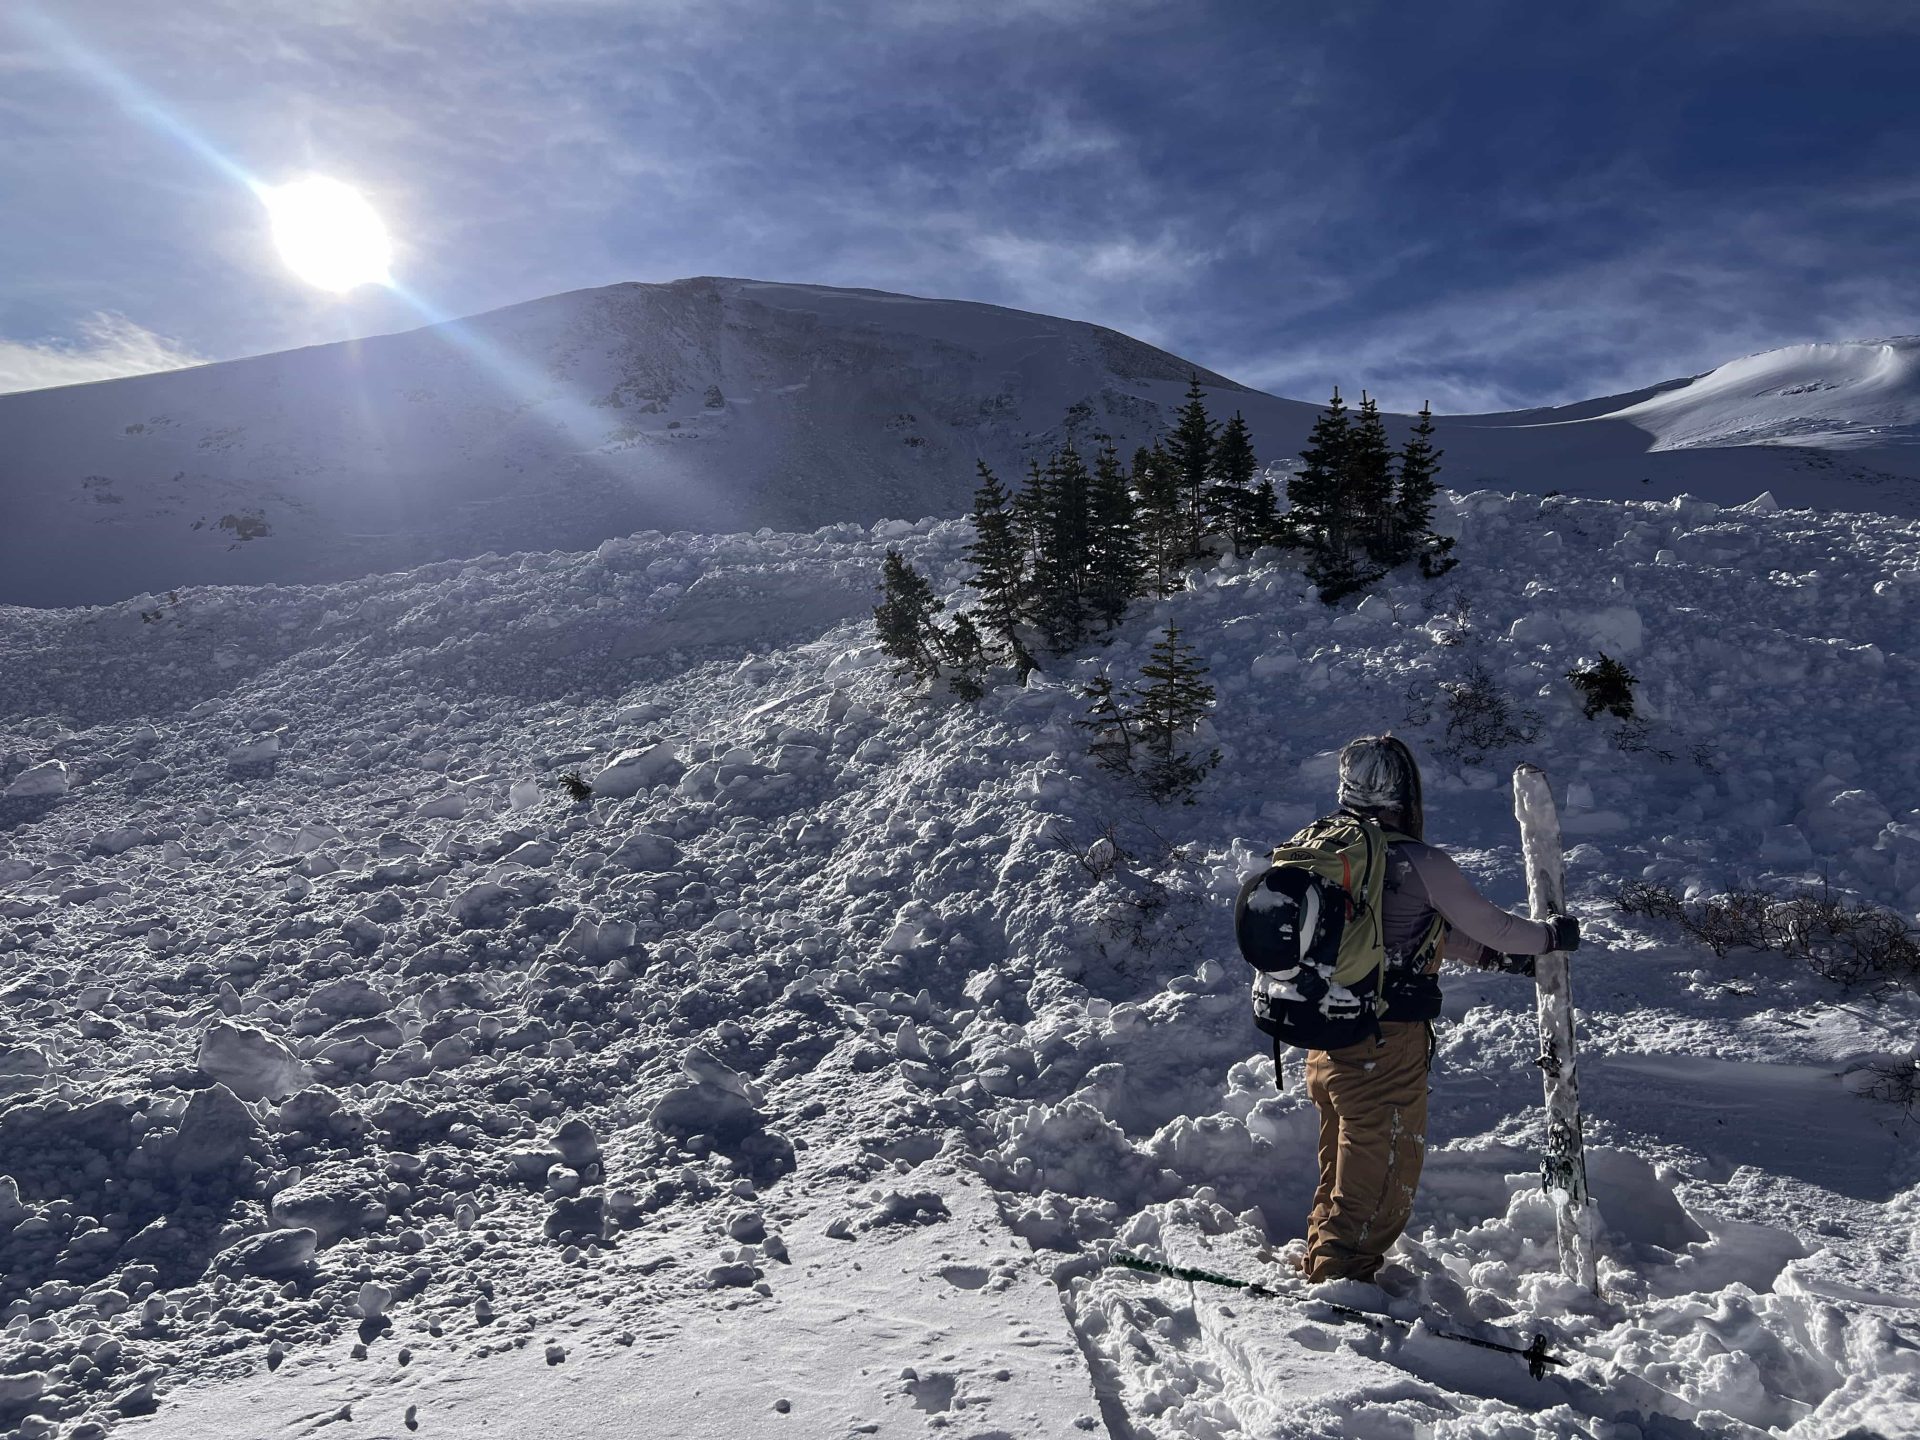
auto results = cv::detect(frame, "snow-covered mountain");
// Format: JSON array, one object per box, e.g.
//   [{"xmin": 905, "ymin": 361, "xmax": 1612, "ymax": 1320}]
[
  {"xmin": 6, "ymin": 278, "xmax": 1920, "ymax": 608},
  {"xmin": 1604, "ymin": 338, "xmax": 1920, "ymax": 452},
  {"xmin": 0, "ymin": 278, "xmax": 1287, "ymax": 608},
  {"xmin": 2, "ymin": 489, "xmax": 1918, "ymax": 1438}
]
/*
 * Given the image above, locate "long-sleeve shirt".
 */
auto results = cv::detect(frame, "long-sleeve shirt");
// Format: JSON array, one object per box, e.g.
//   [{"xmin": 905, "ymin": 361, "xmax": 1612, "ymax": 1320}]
[{"xmin": 1382, "ymin": 840, "xmax": 1555, "ymax": 969}]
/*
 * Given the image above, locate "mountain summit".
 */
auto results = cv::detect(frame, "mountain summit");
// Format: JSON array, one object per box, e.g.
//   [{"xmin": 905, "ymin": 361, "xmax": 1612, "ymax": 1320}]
[{"xmin": 3, "ymin": 278, "xmax": 1917, "ymax": 606}]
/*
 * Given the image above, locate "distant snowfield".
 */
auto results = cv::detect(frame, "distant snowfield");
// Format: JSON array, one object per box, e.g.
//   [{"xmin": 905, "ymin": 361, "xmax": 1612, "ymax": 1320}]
[
  {"xmin": 1603, "ymin": 339, "xmax": 1920, "ymax": 453},
  {"xmin": 2, "ymin": 489, "xmax": 1917, "ymax": 1438},
  {"xmin": 4, "ymin": 277, "xmax": 1920, "ymax": 606}
]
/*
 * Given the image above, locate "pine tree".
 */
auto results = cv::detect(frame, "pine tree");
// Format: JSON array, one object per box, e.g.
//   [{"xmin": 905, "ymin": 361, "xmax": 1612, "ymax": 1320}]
[
  {"xmin": 1076, "ymin": 675, "xmax": 1136, "ymax": 773},
  {"xmin": 943, "ymin": 612, "xmax": 988, "ymax": 701},
  {"xmin": 1012, "ymin": 457, "xmax": 1048, "ymax": 575},
  {"xmin": 873, "ymin": 548, "xmax": 946, "ymax": 683},
  {"xmin": 964, "ymin": 461, "xmax": 1033, "ymax": 674},
  {"xmin": 1247, "ymin": 474, "xmax": 1281, "ymax": 550},
  {"xmin": 1393, "ymin": 400, "xmax": 1447, "ymax": 573},
  {"xmin": 1289, "ymin": 386, "xmax": 1350, "ymax": 552},
  {"xmin": 1349, "ymin": 391, "xmax": 1396, "ymax": 564},
  {"xmin": 1086, "ymin": 441, "xmax": 1144, "ymax": 631},
  {"xmin": 1168, "ymin": 374, "xmax": 1218, "ymax": 559},
  {"xmin": 1291, "ymin": 386, "xmax": 1396, "ymax": 602},
  {"xmin": 1031, "ymin": 442, "xmax": 1093, "ymax": 651},
  {"xmin": 1133, "ymin": 624, "xmax": 1220, "ymax": 803},
  {"xmin": 1206, "ymin": 410, "xmax": 1260, "ymax": 555},
  {"xmin": 1133, "ymin": 443, "xmax": 1185, "ymax": 597}
]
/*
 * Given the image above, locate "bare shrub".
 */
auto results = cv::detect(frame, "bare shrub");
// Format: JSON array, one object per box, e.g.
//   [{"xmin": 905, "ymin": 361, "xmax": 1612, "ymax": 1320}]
[
  {"xmin": 1616, "ymin": 880, "xmax": 1920, "ymax": 989},
  {"xmin": 1436, "ymin": 658, "xmax": 1541, "ymax": 764},
  {"xmin": 1858, "ymin": 1059, "xmax": 1920, "ymax": 1121}
]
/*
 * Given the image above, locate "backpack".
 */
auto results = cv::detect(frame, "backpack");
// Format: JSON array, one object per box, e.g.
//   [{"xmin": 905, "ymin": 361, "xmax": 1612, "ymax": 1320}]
[{"xmin": 1234, "ymin": 812, "xmax": 1445, "ymax": 1053}]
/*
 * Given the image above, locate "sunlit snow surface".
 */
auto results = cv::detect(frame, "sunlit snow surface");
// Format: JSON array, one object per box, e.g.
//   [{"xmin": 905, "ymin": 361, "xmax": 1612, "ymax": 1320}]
[
  {"xmin": 1604, "ymin": 339, "xmax": 1920, "ymax": 453},
  {"xmin": 5, "ymin": 278, "xmax": 1920, "ymax": 607},
  {"xmin": 2, "ymin": 490, "xmax": 1918, "ymax": 1438}
]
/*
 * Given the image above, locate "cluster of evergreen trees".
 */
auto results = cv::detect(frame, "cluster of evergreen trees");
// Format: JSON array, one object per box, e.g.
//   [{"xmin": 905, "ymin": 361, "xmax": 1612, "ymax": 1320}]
[
  {"xmin": 1288, "ymin": 389, "xmax": 1453, "ymax": 601},
  {"xmin": 876, "ymin": 376, "xmax": 1284, "ymax": 696},
  {"xmin": 873, "ymin": 377, "xmax": 1457, "ymax": 797}
]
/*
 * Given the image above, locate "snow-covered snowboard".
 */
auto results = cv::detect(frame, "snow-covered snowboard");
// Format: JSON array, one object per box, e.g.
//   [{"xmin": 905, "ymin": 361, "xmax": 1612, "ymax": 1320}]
[{"xmin": 1512, "ymin": 763, "xmax": 1599, "ymax": 1292}]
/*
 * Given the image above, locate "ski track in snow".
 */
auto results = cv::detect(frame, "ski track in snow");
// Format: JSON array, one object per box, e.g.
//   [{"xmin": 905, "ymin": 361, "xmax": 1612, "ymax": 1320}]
[{"xmin": 2, "ymin": 490, "xmax": 1919, "ymax": 1439}]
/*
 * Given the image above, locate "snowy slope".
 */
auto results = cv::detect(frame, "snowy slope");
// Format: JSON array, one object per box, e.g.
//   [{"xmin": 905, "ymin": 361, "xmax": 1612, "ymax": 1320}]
[
  {"xmin": 2, "ymin": 491, "xmax": 1918, "ymax": 1439},
  {"xmin": 8, "ymin": 278, "xmax": 1920, "ymax": 607},
  {"xmin": 1602, "ymin": 339, "xmax": 1920, "ymax": 452},
  {"xmin": 0, "ymin": 277, "xmax": 1283, "ymax": 608}
]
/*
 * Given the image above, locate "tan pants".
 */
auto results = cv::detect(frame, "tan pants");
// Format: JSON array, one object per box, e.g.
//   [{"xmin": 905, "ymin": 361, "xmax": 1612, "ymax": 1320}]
[{"xmin": 1302, "ymin": 1021, "xmax": 1430, "ymax": 1282}]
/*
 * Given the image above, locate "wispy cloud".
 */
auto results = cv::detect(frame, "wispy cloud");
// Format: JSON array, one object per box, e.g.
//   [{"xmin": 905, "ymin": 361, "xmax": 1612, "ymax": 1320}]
[
  {"xmin": 4, "ymin": 2, "xmax": 1917, "ymax": 414},
  {"xmin": 0, "ymin": 312, "xmax": 204, "ymax": 394}
]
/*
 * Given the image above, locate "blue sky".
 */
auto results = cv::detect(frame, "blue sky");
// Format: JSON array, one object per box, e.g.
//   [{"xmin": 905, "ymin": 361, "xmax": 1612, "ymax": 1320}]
[{"xmin": 2, "ymin": 0, "xmax": 1917, "ymax": 410}]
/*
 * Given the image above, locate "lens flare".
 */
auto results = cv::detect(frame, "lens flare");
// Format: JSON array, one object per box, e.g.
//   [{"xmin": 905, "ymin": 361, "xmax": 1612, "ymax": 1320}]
[{"xmin": 264, "ymin": 177, "xmax": 392, "ymax": 292}]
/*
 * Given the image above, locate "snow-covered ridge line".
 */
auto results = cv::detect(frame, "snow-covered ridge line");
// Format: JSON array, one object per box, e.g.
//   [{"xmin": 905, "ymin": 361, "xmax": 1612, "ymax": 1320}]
[
  {"xmin": 5, "ymin": 274, "xmax": 1920, "ymax": 608},
  {"xmin": 1, "ymin": 487, "xmax": 1917, "ymax": 1438},
  {"xmin": 1605, "ymin": 338, "xmax": 1920, "ymax": 452}
]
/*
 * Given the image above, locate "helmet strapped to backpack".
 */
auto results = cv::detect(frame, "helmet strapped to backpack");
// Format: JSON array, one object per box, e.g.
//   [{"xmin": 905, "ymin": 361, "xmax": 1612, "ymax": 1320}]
[{"xmin": 1235, "ymin": 812, "xmax": 1441, "ymax": 1052}]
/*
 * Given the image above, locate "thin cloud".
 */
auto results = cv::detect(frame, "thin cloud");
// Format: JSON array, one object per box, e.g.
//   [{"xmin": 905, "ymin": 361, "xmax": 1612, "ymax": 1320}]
[{"xmin": 0, "ymin": 312, "xmax": 204, "ymax": 394}]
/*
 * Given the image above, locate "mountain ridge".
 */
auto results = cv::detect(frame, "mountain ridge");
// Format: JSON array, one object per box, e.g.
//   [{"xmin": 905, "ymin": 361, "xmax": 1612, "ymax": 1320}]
[{"xmin": 3, "ymin": 276, "xmax": 1918, "ymax": 607}]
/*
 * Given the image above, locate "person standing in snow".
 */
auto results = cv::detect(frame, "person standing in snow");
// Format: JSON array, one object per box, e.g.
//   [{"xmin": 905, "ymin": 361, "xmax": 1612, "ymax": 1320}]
[{"xmin": 1296, "ymin": 734, "xmax": 1578, "ymax": 1284}]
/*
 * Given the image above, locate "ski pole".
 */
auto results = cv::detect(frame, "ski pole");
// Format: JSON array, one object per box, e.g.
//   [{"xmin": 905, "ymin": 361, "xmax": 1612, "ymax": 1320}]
[{"xmin": 1106, "ymin": 1252, "xmax": 1568, "ymax": 1380}]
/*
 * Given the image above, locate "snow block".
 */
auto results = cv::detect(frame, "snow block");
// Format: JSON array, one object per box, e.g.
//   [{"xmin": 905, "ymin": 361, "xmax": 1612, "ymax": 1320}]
[
  {"xmin": 226, "ymin": 735, "xmax": 281, "ymax": 767},
  {"xmin": 168, "ymin": 1083, "xmax": 263, "ymax": 1180},
  {"xmin": 197, "ymin": 1021, "xmax": 311, "ymax": 1102},
  {"xmin": 1759, "ymin": 825, "xmax": 1814, "ymax": 865},
  {"xmin": 270, "ymin": 1166, "xmax": 389, "ymax": 1246},
  {"xmin": 650, "ymin": 1081, "xmax": 764, "ymax": 1142},
  {"xmin": 3, "ymin": 760, "xmax": 69, "ymax": 799},
  {"xmin": 590, "ymin": 743, "xmax": 682, "ymax": 798},
  {"xmin": 1563, "ymin": 604, "xmax": 1643, "ymax": 655},
  {"xmin": 607, "ymin": 829, "xmax": 679, "ymax": 870}
]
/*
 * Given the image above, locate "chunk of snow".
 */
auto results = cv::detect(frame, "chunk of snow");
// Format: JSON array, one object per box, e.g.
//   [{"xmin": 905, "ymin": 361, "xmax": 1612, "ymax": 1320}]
[
  {"xmin": 590, "ymin": 743, "xmax": 681, "ymax": 797},
  {"xmin": 197, "ymin": 1021, "xmax": 311, "ymax": 1102},
  {"xmin": 4, "ymin": 760, "xmax": 69, "ymax": 798},
  {"xmin": 227, "ymin": 734, "xmax": 282, "ymax": 766}
]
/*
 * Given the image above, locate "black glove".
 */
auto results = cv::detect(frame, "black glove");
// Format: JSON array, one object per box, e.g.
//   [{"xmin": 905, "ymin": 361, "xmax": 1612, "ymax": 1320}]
[
  {"xmin": 1496, "ymin": 952, "xmax": 1537, "ymax": 977},
  {"xmin": 1551, "ymin": 915, "xmax": 1580, "ymax": 952}
]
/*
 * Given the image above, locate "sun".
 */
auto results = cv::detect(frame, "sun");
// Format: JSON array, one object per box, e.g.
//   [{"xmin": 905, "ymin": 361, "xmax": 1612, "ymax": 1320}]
[{"xmin": 263, "ymin": 177, "xmax": 392, "ymax": 293}]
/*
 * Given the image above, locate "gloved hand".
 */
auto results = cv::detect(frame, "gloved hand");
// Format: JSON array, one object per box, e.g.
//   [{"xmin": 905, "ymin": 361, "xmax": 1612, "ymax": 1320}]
[
  {"xmin": 1496, "ymin": 952, "xmax": 1537, "ymax": 978},
  {"xmin": 1551, "ymin": 915, "xmax": 1580, "ymax": 952}
]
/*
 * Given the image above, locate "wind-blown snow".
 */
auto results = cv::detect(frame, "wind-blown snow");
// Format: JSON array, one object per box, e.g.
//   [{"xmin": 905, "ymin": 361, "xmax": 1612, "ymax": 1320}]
[
  {"xmin": 2, "ymin": 487, "xmax": 1917, "ymax": 1438},
  {"xmin": 1604, "ymin": 339, "xmax": 1920, "ymax": 453}
]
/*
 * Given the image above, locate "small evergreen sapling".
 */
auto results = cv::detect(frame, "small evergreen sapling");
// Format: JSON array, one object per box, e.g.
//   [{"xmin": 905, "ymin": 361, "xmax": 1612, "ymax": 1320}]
[
  {"xmin": 874, "ymin": 547, "xmax": 948, "ymax": 685},
  {"xmin": 1568, "ymin": 654, "xmax": 1638, "ymax": 720},
  {"xmin": 1076, "ymin": 675, "xmax": 1136, "ymax": 773},
  {"xmin": 1076, "ymin": 627, "xmax": 1219, "ymax": 802},
  {"xmin": 1133, "ymin": 624, "xmax": 1221, "ymax": 803},
  {"xmin": 558, "ymin": 770, "xmax": 593, "ymax": 802}
]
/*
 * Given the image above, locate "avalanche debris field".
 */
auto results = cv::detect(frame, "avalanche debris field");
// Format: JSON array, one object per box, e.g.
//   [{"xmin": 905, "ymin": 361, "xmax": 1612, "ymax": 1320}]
[{"xmin": 3, "ymin": 490, "xmax": 1918, "ymax": 1439}]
